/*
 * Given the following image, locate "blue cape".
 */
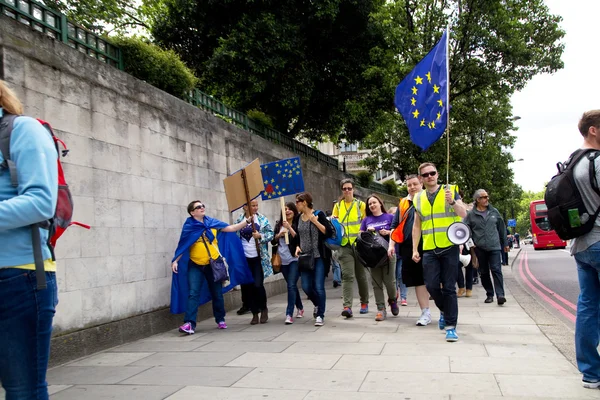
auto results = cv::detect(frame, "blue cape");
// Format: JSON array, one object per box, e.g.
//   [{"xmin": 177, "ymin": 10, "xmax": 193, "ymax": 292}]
[{"xmin": 170, "ymin": 216, "xmax": 253, "ymax": 314}]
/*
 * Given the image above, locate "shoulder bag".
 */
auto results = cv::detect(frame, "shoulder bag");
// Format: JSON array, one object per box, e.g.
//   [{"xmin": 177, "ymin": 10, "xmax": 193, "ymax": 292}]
[{"xmin": 201, "ymin": 235, "xmax": 230, "ymax": 283}]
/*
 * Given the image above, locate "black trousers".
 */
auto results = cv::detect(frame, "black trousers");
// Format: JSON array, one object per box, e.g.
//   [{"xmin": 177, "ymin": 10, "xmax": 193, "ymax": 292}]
[{"xmin": 242, "ymin": 256, "xmax": 267, "ymax": 314}]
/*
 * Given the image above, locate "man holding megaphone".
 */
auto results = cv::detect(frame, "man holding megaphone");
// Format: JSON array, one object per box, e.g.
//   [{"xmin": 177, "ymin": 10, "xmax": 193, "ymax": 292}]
[
  {"xmin": 463, "ymin": 189, "xmax": 509, "ymax": 305},
  {"xmin": 412, "ymin": 162, "xmax": 467, "ymax": 342}
]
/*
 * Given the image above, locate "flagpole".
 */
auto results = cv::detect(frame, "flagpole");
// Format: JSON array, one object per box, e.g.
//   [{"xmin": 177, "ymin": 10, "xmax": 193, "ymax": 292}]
[{"xmin": 445, "ymin": 25, "xmax": 451, "ymax": 187}]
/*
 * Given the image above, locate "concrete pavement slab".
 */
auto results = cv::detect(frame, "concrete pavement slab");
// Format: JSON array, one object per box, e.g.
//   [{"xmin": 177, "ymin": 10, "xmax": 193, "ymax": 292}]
[
  {"xmin": 333, "ymin": 354, "xmax": 450, "ymax": 372},
  {"xmin": 479, "ymin": 324, "xmax": 543, "ymax": 334},
  {"xmin": 495, "ymin": 374, "xmax": 600, "ymax": 398},
  {"xmin": 468, "ymin": 332, "xmax": 553, "ymax": 345},
  {"xmin": 164, "ymin": 386, "xmax": 309, "ymax": 399},
  {"xmin": 141, "ymin": 330, "xmax": 209, "ymax": 341},
  {"xmin": 305, "ymin": 391, "xmax": 449, "ymax": 400},
  {"xmin": 119, "ymin": 366, "xmax": 253, "ymax": 386},
  {"xmin": 359, "ymin": 371, "xmax": 502, "ymax": 395},
  {"xmin": 50, "ymin": 384, "xmax": 182, "ymax": 399},
  {"xmin": 195, "ymin": 341, "xmax": 294, "ymax": 353},
  {"xmin": 381, "ymin": 342, "xmax": 488, "ymax": 357},
  {"xmin": 47, "ymin": 366, "xmax": 151, "ymax": 385},
  {"xmin": 110, "ymin": 340, "xmax": 209, "ymax": 352},
  {"xmin": 225, "ymin": 352, "xmax": 342, "ymax": 369},
  {"xmin": 131, "ymin": 351, "xmax": 244, "ymax": 367},
  {"xmin": 66, "ymin": 352, "xmax": 153, "ymax": 366},
  {"xmin": 274, "ymin": 331, "xmax": 364, "ymax": 343},
  {"xmin": 484, "ymin": 343, "xmax": 567, "ymax": 358},
  {"xmin": 233, "ymin": 368, "xmax": 367, "ymax": 391},
  {"xmin": 450, "ymin": 356, "xmax": 579, "ymax": 375},
  {"xmin": 197, "ymin": 331, "xmax": 282, "ymax": 342},
  {"xmin": 283, "ymin": 341, "xmax": 384, "ymax": 355}
]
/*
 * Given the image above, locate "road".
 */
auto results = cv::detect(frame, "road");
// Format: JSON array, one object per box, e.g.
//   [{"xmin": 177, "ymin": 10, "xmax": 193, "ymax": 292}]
[{"xmin": 514, "ymin": 243, "xmax": 579, "ymax": 328}]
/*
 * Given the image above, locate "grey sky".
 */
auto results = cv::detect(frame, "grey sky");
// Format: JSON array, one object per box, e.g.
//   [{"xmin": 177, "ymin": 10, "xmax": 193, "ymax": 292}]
[{"xmin": 510, "ymin": 0, "xmax": 600, "ymax": 192}]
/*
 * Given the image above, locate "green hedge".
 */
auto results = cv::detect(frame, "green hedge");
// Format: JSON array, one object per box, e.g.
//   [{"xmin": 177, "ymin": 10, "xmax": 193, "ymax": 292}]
[{"xmin": 112, "ymin": 37, "xmax": 198, "ymax": 100}]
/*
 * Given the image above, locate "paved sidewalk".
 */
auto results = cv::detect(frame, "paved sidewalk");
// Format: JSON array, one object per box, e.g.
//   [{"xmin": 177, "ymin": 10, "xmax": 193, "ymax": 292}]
[{"xmin": 37, "ymin": 252, "xmax": 600, "ymax": 399}]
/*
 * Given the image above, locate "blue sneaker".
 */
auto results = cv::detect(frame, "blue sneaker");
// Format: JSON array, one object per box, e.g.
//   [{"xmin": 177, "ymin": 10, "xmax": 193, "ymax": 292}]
[
  {"xmin": 360, "ymin": 303, "xmax": 369, "ymax": 314},
  {"xmin": 445, "ymin": 328, "xmax": 459, "ymax": 342},
  {"xmin": 438, "ymin": 313, "xmax": 445, "ymax": 330}
]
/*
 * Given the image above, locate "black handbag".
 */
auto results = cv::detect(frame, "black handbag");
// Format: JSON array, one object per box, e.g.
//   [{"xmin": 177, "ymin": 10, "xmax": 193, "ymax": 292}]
[
  {"xmin": 201, "ymin": 236, "xmax": 230, "ymax": 283},
  {"xmin": 298, "ymin": 219, "xmax": 315, "ymax": 271}
]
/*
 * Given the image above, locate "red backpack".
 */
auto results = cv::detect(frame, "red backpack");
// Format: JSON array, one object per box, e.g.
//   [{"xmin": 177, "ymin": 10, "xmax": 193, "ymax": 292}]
[{"xmin": 0, "ymin": 114, "xmax": 90, "ymax": 289}]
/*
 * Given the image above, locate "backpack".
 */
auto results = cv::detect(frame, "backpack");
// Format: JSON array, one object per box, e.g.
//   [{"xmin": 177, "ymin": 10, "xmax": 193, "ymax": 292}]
[
  {"xmin": 544, "ymin": 149, "xmax": 600, "ymax": 240},
  {"xmin": 354, "ymin": 231, "xmax": 389, "ymax": 268},
  {"xmin": 313, "ymin": 210, "xmax": 339, "ymax": 249},
  {"xmin": 0, "ymin": 114, "xmax": 89, "ymax": 289}
]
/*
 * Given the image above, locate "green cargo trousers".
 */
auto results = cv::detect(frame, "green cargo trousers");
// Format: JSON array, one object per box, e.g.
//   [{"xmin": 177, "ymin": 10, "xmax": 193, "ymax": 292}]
[{"xmin": 338, "ymin": 244, "xmax": 370, "ymax": 308}]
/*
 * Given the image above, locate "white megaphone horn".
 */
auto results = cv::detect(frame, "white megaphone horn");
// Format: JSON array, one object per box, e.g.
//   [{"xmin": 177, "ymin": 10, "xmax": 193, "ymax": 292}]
[{"xmin": 447, "ymin": 222, "xmax": 471, "ymax": 246}]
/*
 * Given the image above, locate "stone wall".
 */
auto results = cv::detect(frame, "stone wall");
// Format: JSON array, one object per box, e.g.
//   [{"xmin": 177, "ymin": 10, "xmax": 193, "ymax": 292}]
[{"xmin": 0, "ymin": 16, "xmax": 398, "ymax": 343}]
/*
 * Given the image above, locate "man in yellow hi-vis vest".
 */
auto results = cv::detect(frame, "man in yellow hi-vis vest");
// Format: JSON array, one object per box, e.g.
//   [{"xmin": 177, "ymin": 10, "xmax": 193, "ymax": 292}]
[
  {"xmin": 333, "ymin": 178, "xmax": 369, "ymax": 318},
  {"xmin": 412, "ymin": 162, "xmax": 467, "ymax": 342}
]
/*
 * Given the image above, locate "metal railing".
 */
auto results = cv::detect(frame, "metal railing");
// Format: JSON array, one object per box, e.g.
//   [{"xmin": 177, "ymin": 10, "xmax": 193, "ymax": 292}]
[
  {"xmin": 0, "ymin": 0, "xmax": 123, "ymax": 69},
  {"xmin": 189, "ymin": 88, "xmax": 339, "ymax": 170}
]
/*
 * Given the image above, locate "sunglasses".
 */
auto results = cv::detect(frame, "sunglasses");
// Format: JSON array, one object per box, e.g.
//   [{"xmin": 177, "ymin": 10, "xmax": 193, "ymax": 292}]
[
  {"xmin": 421, "ymin": 171, "xmax": 437, "ymax": 178},
  {"xmin": 193, "ymin": 204, "xmax": 205, "ymax": 210},
  {"xmin": 342, "ymin": 187, "xmax": 353, "ymax": 191}
]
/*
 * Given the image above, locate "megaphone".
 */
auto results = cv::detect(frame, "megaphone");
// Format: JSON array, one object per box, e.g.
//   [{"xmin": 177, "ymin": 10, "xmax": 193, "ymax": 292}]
[
  {"xmin": 459, "ymin": 253, "xmax": 472, "ymax": 267},
  {"xmin": 447, "ymin": 222, "xmax": 471, "ymax": 246}
]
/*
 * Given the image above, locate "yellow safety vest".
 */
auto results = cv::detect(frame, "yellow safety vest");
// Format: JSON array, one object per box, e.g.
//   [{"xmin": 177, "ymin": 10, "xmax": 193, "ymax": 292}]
[
  {"xmin": 414, "ymin": 185, "xmax": 461, "ymax": 250},
  {"xmin": 335, "ymin": 199, "xmax": 364, "ymax": 246}
]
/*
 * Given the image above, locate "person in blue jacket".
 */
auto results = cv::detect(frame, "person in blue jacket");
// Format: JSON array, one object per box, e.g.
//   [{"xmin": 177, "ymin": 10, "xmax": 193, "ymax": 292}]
[
  {"xmin": 0, "ymin": 81, "xmax": 59, "ymax": 400},
  {"xmin": 171, "ymin": 200, "xmax": 254, "ymax": 334}
]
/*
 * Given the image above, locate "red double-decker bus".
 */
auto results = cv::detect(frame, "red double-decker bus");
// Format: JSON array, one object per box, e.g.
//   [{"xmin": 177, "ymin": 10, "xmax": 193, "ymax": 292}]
[{"xmin": 530, "ymin": 200, "xmax": 567, "ymax": 250}]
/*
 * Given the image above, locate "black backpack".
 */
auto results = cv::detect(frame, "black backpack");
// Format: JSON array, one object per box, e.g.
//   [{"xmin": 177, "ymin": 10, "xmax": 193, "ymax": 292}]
[
  {"xmin": 354, "ymin": 232, "xmax": 389, "ymax": 268},
  {"xmin": 544, "ymin": 149, "xmax": 600, "ymax": 240}
]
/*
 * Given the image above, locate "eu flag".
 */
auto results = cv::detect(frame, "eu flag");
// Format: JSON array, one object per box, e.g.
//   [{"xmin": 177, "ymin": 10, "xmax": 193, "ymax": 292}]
[
  {"xmin": 260, "ymin": 157, "xmax": 305, "ymax": 200},
  {"xmin": 394, "ymin": 29, "xmax": 449, "ymax": 151}
]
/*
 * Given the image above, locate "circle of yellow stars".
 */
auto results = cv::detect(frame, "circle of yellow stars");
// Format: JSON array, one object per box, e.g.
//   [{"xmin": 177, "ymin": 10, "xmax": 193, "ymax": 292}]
[
  {"xmin": 262, "ymin": 158, "xmax": 302, "ymax": 199},
  {"xmin": 409, "ymin": 71, "xmax": 444, "ymax": 130}
]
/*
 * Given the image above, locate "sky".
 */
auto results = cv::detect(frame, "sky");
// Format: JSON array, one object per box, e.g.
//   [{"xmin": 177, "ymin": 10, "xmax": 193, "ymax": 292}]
[{"xmin": 510, "ymin": 0, "xmax": 600, "ymax": 192}]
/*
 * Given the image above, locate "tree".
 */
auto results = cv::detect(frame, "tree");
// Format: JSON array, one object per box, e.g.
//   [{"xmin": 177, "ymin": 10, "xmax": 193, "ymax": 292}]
[
  {"xmin": 514, "ymin": 188, "xmax": 547, "ymax": 235},
  {"xmin": 150, "ymin": 0, "xmax": 388, "ymax": 140},
  {"xmin": 360, "ymin": 0, "xmax": 564, "ymax": 204}
]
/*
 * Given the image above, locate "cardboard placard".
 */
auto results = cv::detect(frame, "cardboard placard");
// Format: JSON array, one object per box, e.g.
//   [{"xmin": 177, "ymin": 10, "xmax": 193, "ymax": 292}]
[{"xmin": 223, "ymin": 158, "xmax": 265, "ymax": 212}]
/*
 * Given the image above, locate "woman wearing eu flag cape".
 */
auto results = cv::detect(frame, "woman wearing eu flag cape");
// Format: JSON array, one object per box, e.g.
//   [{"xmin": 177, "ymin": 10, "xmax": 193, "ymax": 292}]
[{"xmin": 171, "ymin": 200, "xmax": 254, "ymax": 334}]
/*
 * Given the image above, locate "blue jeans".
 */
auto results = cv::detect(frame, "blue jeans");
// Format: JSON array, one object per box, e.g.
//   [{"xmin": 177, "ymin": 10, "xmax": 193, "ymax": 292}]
[
  {"xmin": 574, "ymin": 241, "xmax": 600, "ymax": 382},
  {"xmin": 395, "ymin": 256, "xmax": 408, "ymax": 300},
  {"xmin": 423, "ymin": 246, "xmax": 459, "ymax": 328},
  {"xmin": 281, "ymin": 261, "xmax": 303, "ymax": 316},
  {"xmin": 332, "ymin": 258, "xmax": 341, "ymax": 283},
  {"xmin": 300, "ymin": 258, "xmax": 326, "ymax": 318},
  {"xmin": 475, "ymin": 249, "xmax": 505, "ymax": 297},
  {"xmin": 0, "ymin": 269, "xmax": 58, "ymax": 400},
  {"xmin": 184, "ymin": 261, "xmax": 225, "ymax": 327}
]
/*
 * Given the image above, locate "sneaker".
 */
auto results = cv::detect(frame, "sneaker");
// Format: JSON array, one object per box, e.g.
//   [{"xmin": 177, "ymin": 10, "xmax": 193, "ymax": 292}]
[
  {"xmin": 465, "ymin": 289, "xmax": 473, "ymax": 297},
  {"xmin": 416, "ymin": 311, "xmax": 432, "ymax": 326},
  {"xmin": 484, "ymin": 296, "xmax": 494, "ymax": 303},
  {"xmin": 217, "ymin": 321, "xmax": 227, "ymax": 329},
  {"xmin": 236, "ymin": 305, "xmax": 250, "ymax": 315},
  {"xmin": 375, "ymin": 309, "xmax": 387, "ymax": 321},
  {"xmin": 360, "ymin": 303, "xmax": 369, "ymax": 314},
  {"xmin": 285, "ymin": 315, "xmax": 294, "ymax": 325},
  {"xmin": 313, "ymin": 306, "xmax": 318, "ymax": 319},
  {"xmin": 296, "ymin": 309, "xmax": 305, "ymax": 318},
  {"xmin": 333, "ymin": 281, "xmax": 340, "ymax": 288},
  {"xmin": 341, "ymin": 307, "xmax": 353, "ymax": 318},
  {"xmin": 445, "ymin": 328, "xmax": 459, "ymax": 342},
  {"xmin": 583, "ymin": 380, "xmax": 600, "ymax": 389},
  {"xmin": 178, "ymin": 322, "xmax": 194, "ymax": 335},
  {"xmin": 400, "ymin": 299, "xmax": 408, "ymax": 306},
  {"xmin": 388, "ymin": 299, "xmax": 399, "ymax": 316},
  {"xmin": 457, "ymin": 288, "xmax": 466, "ymax": 297},
  {"xmin": 497, "ymin": 296, "xmax": 507, "ymax": 305},
  {"xmin": 315, "ymin": 316, "xmax": 324, "ymax": 326},
  {"xmin": 438, "ymin": 313, "xmax": 446, "ymax": 330}
]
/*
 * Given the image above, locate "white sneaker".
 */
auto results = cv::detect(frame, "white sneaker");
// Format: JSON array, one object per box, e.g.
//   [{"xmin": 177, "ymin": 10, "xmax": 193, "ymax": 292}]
[
  {"xmin": 285, "ymin": 315, "xmax": 294, "ymax": 325},
  {"xmin": 416, "ymin": 311, "xmax": 432, "ymax": 326},
  {"xmin": 315, "ymin": 316, "xmax": 324, "ymax": 326}
]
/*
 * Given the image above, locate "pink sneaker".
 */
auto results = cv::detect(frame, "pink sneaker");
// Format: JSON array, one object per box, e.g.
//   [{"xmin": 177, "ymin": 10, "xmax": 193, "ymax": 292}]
[
  {"xmin": 217, "ymin": 321, "xmax": 227, "ymax": 329},
  {"xmin": 285, "ymin": 315, "xmax": 294, "ymax": 324},
  {"xmin": 178, "ymin": 322, "xmax": 194, "ymax": 335},
  {"xmin": 401, "ymin": 299, "xmax": 408, "ymax": 306},
  {"xmin": 296, "ymin": 309, "xmax": 304, "ymax": 318}
]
